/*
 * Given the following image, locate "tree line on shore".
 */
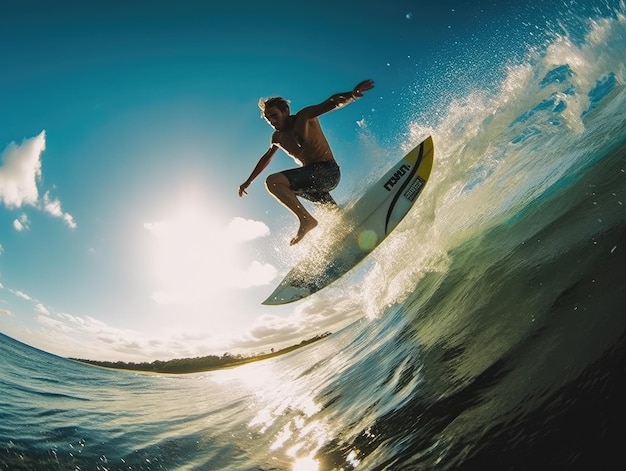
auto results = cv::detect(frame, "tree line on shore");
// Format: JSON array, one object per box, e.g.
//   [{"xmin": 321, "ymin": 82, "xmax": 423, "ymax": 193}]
[{"xmin": 71, "ymin": 332, "xmax": 332, "ymax": 374}]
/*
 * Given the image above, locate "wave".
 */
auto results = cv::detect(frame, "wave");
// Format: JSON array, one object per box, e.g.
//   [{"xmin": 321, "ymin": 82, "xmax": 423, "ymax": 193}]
[{"xmin": 335, "ymin": 4, "xmax": 626, "ymax": 313}]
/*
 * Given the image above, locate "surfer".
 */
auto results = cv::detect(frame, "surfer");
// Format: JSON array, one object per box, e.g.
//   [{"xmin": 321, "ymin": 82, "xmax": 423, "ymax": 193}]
[{"xmin": 238, "ymin": 79, "xmax": 375, "ymax": 245}]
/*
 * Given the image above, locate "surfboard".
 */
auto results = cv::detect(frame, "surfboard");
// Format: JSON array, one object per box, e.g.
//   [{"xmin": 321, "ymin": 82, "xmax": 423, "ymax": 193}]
[{"xmin": 262, "ymin": 135, "xmax": 434, "ymax": 305}]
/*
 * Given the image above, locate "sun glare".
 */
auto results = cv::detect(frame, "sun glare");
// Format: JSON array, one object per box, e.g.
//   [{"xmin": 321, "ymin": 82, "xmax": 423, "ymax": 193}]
[{"xmin": 144, "ymin": 200, "xmax": 275, "ymax": 307}]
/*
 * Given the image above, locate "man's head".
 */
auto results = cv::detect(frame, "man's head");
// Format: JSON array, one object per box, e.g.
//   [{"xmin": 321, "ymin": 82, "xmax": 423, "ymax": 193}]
[
  {"xmin": 259, "ymin": 97, "xmax": 290, "ymax": 130},
  {"xmin": 259, "ymin": 97, "xmax": 290, "ymax": 115}
]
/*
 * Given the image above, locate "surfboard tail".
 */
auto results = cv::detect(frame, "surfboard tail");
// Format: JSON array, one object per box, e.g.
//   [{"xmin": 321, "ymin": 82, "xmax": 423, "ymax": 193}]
[{"xmin": 262, "ymin": 285, "xmax": 312, "ymax": 305}]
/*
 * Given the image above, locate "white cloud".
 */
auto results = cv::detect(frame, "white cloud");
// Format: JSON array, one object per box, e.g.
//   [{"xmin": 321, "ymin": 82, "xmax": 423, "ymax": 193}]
[
  {"xmin": 0, "ymin": 132, "xmax": 44, "ymax": 208},
  {"xmin": 226, "ymin": 217, "xmax": 270, "ymax": 242},
  {"xmin": 35, "ymin": 303, "xmax": 50, "ymax": 315},
  {"xmin": 1, "ymin": 286, "xmax": 359, "ymax": 362},
  {"xmin": 0, "ymin": 131, "xmax": 76, "ymax": 229},
  {"xmin": 43, "ymin": 191, "xmax": 77, "ymax": 229},
  {"xmin": 229, "ymin": 297, "xmax": 359, "ymax": 352},
  {"xmin": 13, "ymin": 213, "xmax": 30, "ymax": 232},
  {"xmin": 12, "ymin": 289, "xmax": 33, "ymax": 301},
  {"xmin": 33, "ymin": 309, "xmax": 161, "ymax": 360},
  {"xmin": 0, "ymin": 270, "xmax": 357, "ymax": 364},
  {"xmin": 28, "ymin": 307, "xmax": 230, "ymax": 362},
  {"xmin": 144, "ymin": 209, "xmax": 276, "ymax": 308},
  {"xmin": 247, "ymin": 314, "xmax": 303, "ymax": 342},
  {"xmin": 234, "ymin": 260, "xmax": 277, "ymax": 289}
]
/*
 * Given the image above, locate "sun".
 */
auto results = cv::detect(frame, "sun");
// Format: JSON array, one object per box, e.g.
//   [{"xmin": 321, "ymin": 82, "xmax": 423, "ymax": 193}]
[
  {"xmin": 143, "ymin": 198, "xmax": 276, "ymax": 308},
  {"xmin": 146, "ymin": 202, "xmax": 227, "ymax": 304}
]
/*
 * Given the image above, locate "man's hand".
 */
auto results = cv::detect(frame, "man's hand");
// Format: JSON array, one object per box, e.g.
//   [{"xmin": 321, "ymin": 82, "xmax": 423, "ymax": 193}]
[
  {"xmin": 238, "ymin": 182, "xmax": 249, "ymax": 197},
  {"xmin": 353, "ymin": 79, "xmax": 375, "ymax": 97}
]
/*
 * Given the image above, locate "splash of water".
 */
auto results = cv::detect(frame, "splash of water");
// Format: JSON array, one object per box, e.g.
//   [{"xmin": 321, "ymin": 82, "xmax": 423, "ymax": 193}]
[{"xmin": 357, "ymin": 6, "xmax": 626, "ymax": 311}]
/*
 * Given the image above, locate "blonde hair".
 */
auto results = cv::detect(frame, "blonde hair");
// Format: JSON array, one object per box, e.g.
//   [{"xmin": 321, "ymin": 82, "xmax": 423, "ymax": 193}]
[{"xmin": 258, "ymin": 96, "xmax": 290, "ymax": 115}]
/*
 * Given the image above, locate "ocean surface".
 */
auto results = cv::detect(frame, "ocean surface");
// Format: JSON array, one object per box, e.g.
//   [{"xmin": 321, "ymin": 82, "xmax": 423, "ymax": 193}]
[{"xmin": 2, "ymin": 3, "xmax": 626, "ymax": 471}]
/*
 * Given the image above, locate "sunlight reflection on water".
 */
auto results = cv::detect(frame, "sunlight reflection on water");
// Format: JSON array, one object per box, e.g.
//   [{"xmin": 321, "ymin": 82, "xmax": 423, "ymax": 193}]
[
  {"xmin": 209, "ymin": 359, "xmax": 333, "ymax": 469},
  {"xmin": 200, "ymin": 327, "xmax": 370, "ymax": 470},
  {"xmin": 292, "ymin": 456, "xmax": 320, "ymax": 471}
]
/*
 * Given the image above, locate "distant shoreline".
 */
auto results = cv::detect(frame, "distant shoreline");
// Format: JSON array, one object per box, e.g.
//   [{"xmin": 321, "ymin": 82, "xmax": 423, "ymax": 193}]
[{"xmin": 70, "ymin": 332, "xmax": 331, "ymax": 374}]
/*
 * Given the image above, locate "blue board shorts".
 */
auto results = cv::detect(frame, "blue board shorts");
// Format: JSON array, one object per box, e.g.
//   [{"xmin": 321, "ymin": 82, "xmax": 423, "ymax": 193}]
[{"xmin": 282, "ymin": 160, "xmax": 340, "ymax": 206}]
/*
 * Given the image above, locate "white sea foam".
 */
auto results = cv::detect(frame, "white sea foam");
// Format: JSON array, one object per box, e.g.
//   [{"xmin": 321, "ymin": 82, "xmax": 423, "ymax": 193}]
[{"xmin": 357, "ymin": 7, "xmax": 626, "ymax": 312}]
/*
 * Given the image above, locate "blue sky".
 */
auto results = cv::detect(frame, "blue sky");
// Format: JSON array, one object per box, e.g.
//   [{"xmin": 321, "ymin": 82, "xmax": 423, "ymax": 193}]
[{"xmin": 0, "ymin": 0, "xmax": 555, "ymax": 361}]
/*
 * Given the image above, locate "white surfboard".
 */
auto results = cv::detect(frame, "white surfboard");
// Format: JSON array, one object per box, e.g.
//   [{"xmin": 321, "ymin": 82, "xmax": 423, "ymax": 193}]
[{"xmin": 262, "ymin": 136, "xmax": 434, "ymax": 305}]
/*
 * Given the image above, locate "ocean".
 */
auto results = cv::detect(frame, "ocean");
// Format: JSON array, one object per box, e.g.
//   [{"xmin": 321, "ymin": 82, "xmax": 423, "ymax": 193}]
[{"xmin": 2, "ymin": 3, "xmax": 626, "ymax": 470}]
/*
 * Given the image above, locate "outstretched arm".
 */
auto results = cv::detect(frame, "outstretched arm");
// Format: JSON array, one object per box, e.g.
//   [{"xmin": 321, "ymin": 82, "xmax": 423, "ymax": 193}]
[
  {"xmin": 302, "ymin": 79, "xmax": 375, "ymax": 118},
  {"xmin": 352, "ymin": 79, "xmax": 375, "ymax": 98},
  {"xmin": 238, "ymin": 145, "xmax": 278, "ymax": 197}
]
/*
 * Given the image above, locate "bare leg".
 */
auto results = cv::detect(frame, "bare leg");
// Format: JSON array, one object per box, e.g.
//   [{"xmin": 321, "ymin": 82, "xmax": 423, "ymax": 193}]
[{"xmin": 266, "ymin": 173, "xmax": 318, "ymax": 245}]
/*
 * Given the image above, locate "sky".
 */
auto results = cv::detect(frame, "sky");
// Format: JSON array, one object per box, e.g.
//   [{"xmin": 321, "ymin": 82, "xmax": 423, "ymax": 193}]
[{"xmin": 0, "ymin": 0, "xmax": 541, "ymax": 361}]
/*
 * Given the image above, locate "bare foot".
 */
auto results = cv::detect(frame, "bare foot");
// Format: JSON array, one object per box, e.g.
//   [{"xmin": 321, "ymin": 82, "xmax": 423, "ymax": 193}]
[{"xmin": 290, "ymin": 217, "xmax": 318, "ymax": 245}]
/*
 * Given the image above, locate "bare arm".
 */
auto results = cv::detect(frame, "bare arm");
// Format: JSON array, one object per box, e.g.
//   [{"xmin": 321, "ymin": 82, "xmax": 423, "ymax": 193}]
[
  {"xmin": 301, "ymin": 79, "xmax": 375, "ymax": 118},
  {"xmin": 238, "ymin": 145, "xmax": 279, "ymax": 197}
]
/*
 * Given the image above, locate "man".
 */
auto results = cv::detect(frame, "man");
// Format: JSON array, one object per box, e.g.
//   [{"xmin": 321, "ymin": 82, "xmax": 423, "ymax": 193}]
[{"xmin": 238, "ymin": 79, "xmax": 375, "ymax": 245}]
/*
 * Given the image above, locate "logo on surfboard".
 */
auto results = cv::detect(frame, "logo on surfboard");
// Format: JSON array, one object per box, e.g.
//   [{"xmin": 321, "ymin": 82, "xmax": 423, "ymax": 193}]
[
  {"xmin": 403, "ymin": 177, "xmax": 425, "ymax": 202},
  {"xmin": 384, "ymin": 164, "xmax": 412, "ymax": 191}
]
